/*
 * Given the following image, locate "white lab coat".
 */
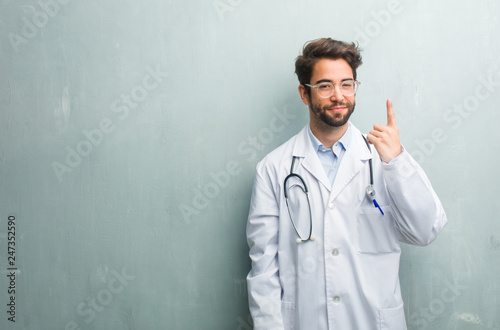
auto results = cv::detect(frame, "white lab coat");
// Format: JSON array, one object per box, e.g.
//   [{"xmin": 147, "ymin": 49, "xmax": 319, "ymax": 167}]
[{"xmin": 246, "ymin": 123, "xmax": 447, "ymax": 330}]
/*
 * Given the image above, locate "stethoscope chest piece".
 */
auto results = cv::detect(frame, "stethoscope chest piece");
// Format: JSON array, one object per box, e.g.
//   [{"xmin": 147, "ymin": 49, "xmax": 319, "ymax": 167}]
[
  {"xmin": 366, "ymin": 185, "xmax": 375, "ymax": 200},
  {"xmin": 366, "ymin": 184, "xmax": 384, "ymax": 215}
]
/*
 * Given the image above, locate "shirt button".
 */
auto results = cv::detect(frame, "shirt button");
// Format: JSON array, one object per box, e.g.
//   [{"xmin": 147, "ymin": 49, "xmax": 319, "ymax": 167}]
[
  {"xmin": 328, "ymin": 202, "xmax": 335, "ymax": 210},
  {"xmin": 333, "ymin": 296, "xmax": 340, "ymax": 304},
  {"xmin": 332, "ymin": 249, "xmax": 339, "ymax": 256}
]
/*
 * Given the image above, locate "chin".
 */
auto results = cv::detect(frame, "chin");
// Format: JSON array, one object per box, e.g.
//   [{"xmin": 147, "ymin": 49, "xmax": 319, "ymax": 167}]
[{"xmin": 322, "ymin": 112, "xmax": 351, "ymax": 127}]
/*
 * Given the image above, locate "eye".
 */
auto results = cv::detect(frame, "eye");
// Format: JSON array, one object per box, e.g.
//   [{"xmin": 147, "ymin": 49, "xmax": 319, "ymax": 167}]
[
  {"xmin": 342, "ymin": 81, "xmax": 354, "ymax": 88},
  {"xmin": 318, "ymin": 83, "xmax": 332, "ymax": 90}
]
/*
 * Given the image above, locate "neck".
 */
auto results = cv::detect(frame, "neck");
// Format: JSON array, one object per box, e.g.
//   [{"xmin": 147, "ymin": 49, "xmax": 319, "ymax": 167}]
[{"xmin": 309, "ymin": 119, "xmax": 348, "ymax": 149}]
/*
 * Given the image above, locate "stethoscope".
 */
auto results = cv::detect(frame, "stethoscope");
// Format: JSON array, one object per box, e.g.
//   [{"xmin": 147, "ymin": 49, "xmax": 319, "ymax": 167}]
[{"xmin": 284, "ymin": 133, "xmax": 384, "ymax": 243}]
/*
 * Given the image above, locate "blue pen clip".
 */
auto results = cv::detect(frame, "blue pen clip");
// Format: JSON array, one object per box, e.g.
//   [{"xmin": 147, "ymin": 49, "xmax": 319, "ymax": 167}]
[
  {"xmin": 366, "ymin": 185, "xmax": 384, "ymax": 215},
  {"xmin": 372, "ymin": 199, "xmax": 384, "ymax": 215}
]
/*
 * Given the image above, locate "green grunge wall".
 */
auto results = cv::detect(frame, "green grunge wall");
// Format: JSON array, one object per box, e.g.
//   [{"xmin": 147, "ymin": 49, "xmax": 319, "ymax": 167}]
[{"xmin": 1, "ymin": 0, "xmax": 499, "ymax": 329}]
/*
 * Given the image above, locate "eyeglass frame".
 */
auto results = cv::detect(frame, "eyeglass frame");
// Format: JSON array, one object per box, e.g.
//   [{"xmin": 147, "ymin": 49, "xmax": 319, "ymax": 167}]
[{"xmin": 305, "ymin": 79, "xmax": 360, "ymax": 98}]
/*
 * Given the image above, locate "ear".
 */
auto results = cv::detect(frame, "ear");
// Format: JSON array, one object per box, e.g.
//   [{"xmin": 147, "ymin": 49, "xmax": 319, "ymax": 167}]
[{"xmin": 298, "ymin": 84, "xmax": 310, "ymax": 106}]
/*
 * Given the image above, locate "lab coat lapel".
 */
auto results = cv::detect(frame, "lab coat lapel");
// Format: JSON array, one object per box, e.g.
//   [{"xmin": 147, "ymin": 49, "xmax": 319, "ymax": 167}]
[
  {"xmin": 292, "ymin": 126, "xmax": 332, "ymax": 191},
  {"xmin": 329, "ymin": 124, "xmax": 372, "ymax": 202}
]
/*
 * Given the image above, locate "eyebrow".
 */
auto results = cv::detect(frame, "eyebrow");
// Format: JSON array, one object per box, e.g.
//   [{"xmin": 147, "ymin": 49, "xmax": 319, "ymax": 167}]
[{"xmin": 314, "ymin": 78, "xmax": 354, "ymax": 84}]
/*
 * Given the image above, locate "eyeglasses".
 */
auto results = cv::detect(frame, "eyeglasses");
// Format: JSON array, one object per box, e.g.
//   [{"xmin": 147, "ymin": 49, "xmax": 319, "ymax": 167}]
[{"xmin": 305, "ymin": 79, "xmax": 360, "ymax": 98}]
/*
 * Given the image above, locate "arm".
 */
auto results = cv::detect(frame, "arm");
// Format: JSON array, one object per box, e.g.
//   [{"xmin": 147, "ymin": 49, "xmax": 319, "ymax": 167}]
[
  {"xmin": 367, "ymin": 99, "xmax": 447, "ymax": 245},
  {"xmin": 382, "ymin": 149, "xmax": 447, "ymax": 245},
  {"xmin": 246, "ymin": 161, "xmax": 284, "ymax": 329}
]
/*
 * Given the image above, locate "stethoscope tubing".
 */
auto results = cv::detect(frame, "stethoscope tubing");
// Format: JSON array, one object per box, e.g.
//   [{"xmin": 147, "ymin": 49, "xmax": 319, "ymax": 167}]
[
  {"xmin": 284, "ymin": 158, "xmax": 314, "ymax": 243},
  {"xmin": 284, "ymin": 133, "xmax": 379, "ymax": 243}
]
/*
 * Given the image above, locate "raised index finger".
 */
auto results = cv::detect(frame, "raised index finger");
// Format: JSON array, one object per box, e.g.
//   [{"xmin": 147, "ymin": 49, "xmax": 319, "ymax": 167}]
[{"xmin": 386, "ymin": 98, "xmax": 397, "ymax": 128}]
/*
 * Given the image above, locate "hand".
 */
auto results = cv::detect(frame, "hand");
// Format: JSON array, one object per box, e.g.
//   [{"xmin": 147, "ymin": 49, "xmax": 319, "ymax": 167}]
[{"xmin": 366, "ymin": 99, "xmax": 402, "ymax": 163}]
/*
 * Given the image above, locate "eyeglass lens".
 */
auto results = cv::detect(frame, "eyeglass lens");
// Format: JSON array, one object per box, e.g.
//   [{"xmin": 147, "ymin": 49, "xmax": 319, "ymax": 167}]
[{"xmin": 317, "ymin": 81, "xmax": 357, "ymax": 97}]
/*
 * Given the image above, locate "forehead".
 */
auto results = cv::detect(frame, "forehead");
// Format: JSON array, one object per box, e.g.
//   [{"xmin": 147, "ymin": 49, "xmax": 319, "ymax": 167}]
[{"xmin": 311, "ymin": 58, "xmax": 353, "ymax": 83}]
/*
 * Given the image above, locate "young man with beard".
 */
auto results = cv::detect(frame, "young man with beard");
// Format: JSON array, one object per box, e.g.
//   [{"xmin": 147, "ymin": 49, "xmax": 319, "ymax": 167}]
[{"xmin": 246, "ymin": 38, "xmax": 447, "ymax": 329}]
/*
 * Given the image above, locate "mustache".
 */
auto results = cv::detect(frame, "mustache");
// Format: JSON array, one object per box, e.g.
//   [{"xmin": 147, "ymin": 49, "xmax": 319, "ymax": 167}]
[{"xmin": 322, "ymin": 102, "xmax": 350, "ymax": 110}]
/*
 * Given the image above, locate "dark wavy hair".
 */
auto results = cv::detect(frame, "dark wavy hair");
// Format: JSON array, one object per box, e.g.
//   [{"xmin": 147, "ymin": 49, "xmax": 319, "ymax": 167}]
[{"xmin": 295, "ymin": 38, "xmax": 363, "ymax": 97}]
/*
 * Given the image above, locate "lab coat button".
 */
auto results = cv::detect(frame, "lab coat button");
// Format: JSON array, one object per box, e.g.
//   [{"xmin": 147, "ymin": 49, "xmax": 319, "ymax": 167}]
[
  {"xmin": 333, "ymin": 296, "xmax": 340, "ymax": 304},
  {"xmin": 328, "ymin": 202, "xmax": 335, "ymax": 210},
  {"xmin": 332, "ymin": 249, "xmax": 339, "ymax": 256}
]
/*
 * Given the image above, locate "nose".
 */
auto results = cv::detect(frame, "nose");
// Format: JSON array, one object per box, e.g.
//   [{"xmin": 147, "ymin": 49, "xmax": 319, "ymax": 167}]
[{"xmin": 330, "ymin": 85, "xmax": 344, "ymax": 101}]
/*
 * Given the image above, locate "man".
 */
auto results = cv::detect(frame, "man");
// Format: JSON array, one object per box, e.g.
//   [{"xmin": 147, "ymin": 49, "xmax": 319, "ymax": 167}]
[{"xmin": 246, "ymin": 38, "xmax": 447, "ymax": 329}]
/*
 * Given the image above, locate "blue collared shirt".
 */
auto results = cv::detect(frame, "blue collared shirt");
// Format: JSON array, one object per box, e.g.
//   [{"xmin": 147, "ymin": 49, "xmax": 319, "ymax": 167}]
[{"xmin": 308, "ymin": 123, "xmax": 352, "ymax": 187}]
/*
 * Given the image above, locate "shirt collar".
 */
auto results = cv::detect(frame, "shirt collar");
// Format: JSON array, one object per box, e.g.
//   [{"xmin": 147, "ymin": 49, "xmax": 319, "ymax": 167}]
[{"xmin": 308, "ymin": 122, "xmax": 352, "ymax": 152}]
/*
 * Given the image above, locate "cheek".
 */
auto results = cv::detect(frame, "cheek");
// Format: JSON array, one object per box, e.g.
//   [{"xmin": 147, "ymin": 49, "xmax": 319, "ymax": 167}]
[
  {"xmin": 310, "ymin": 99, "xmax": 324, "ymax": 111},
  {"xmin": 346, "ymin": 96, "xmax": 356, "ymax": 106},
  {"xmin": 311, "ymin": 95, "xmax": 328, "ymax": 108}
]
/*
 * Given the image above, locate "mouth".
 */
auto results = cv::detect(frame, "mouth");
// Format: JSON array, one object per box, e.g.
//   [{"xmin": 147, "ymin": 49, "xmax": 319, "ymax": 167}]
[{"xmin": 327, "ymin": 106, "xmax": 347, "ymax": 113}]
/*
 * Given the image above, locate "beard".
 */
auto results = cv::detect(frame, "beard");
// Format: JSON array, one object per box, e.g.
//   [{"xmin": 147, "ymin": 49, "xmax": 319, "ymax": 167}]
[{"xmin": 310, "ymin": 100, "xmax": 355, "ymax": 128}]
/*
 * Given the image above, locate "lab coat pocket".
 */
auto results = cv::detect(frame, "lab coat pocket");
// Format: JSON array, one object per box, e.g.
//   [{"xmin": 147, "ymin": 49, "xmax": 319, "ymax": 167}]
[
  {"xmin": 357, "ymin": 206, "xmax": 400, "ymax": 254},
  {"xmin": 379, "ymin": 303, "xmax": 407, "ymax": 330},
  {"xmin": 281, "ymin": 301, "xmax": 295, "ymax": 329}
]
